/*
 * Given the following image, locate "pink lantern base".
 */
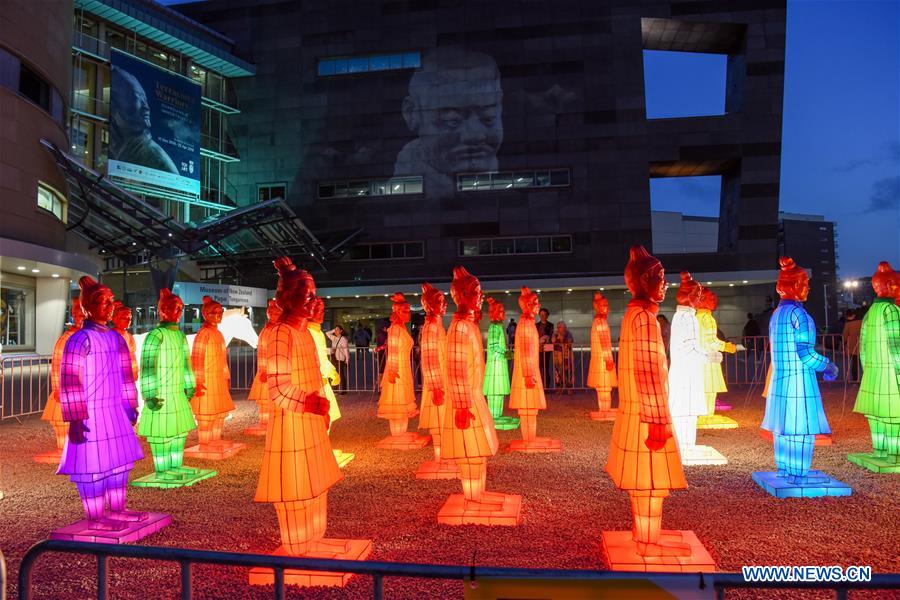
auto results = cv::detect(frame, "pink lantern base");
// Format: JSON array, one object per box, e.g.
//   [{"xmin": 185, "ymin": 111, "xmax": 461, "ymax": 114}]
[
  {"xmin": 50, "ymin": 512, "xmax": 171, "ymax": 544},
  {"xmin": 248, "ymin": 539, "xmax": 373, "ymax": 588},
  {"xmin": 374, "ymin": 431, "xmax": 431, "ymax": 450},
  {"xmin": 601, "ymin": 530, "xmax": 715, "ymax": 572},
  {"xmin": 437, "ymin": 492, "xmax": 522, "ymax": 526},
  {"xmin": 34, "ymin": 450, "xmax": 63, "ymax": 465},
  {"xmin": 415, "ymin": 459, "xmax": 459, "ymax": 480},
  {"xmin": 507, "ymin": 437, "xmax": 562, "ymax": 453},
  {"xmin": 184, "ymin": 440, "xmax": 247, "ymax": 460}
]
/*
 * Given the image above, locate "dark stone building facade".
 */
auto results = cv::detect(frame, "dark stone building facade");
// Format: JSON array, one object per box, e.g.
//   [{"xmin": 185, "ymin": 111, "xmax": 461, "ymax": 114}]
[{"xmin": 180, "ymin": 0, "xmax": 786, "ymax": 290}]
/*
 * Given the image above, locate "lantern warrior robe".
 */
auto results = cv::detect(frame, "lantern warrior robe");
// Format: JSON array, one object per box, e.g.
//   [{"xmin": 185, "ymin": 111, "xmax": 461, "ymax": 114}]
[
  {"xmin": 246, "ymin": 299, "xmax": 282, "ymax": 435},
  {"xmin": 483, "ymin": 297, "xmax": 518, "ymax": 430},
  {"xmin": 587, "ymin": 291, "xmax": 618, "ymax": 420}
]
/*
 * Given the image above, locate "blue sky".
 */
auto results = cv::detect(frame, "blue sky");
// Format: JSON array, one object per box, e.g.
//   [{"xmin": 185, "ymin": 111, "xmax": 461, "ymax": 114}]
[{"xmin": 646, "ymin": 1, "xmax": 900, "ymax": 277}]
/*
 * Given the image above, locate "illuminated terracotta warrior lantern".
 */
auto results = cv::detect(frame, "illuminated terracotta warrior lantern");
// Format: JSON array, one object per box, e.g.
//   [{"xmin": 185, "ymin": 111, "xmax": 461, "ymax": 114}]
[
  {"xmin": 415, "ymin": 283, "xmax": 459, "ymax": 479},
  {"xmin": 509, "ymin": 287, "xmax": 561, "ymax": 452},
  {"xmin": 250, "ymin": 257, "xmax": 371, "ymax": 588},
  {"xmin": 753, "ymin": 257, "xmax": 850, "ymax": 498},
  {"xmin": 310, "ymin": 295, "xmax": 353, "ymax": 468},
  {"xmin": 848, "ymin": 261, "xmax": 900, "ymax": 473},
  {"xmin": 602, "ymin": 245, "xmax": 714, "ymax": 572},
  {"xmin": 668, "ymin": 272, "xmax": 726, "ymax": 465},
  {"xmin": 483, "ymin": 297, "xmax": 519, "ymax": 430},
  {"xmin": 438, "ymin": 266, "xmax": 521, "ymax": 526},
  {"xmin": 133, "ymin": 288, "xmax": 214, "ymax": 488},
  {"xmin": 246, "ymin": 299, "xmax": 282, "ymax": 436},
  {"xmin": 376, "ymin": 292, "xmax": 430, "ymax": 450},
  {"xmin": 587, "ymin": 291, "xmax": 618, "ymax": 421},
  {"xmin": 36, "ymin": 299, "xmax": 85, "ymax": 464},
  {"xmin": 695, "ymin": 289, "xmax": 739, "ymax": 429},
  {"xmin": 184, "ymin": 296, "xmax": 246, "ymax": 460},
  {"xmin": 53, "ymin": 276, "xmax": 170, "ymax": 542}
]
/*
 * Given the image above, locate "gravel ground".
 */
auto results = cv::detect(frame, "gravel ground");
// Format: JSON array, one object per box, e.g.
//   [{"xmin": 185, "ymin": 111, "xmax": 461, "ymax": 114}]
[{"xmin": 1, "ymin": 385, "xmax": 898, "ymax": 599}]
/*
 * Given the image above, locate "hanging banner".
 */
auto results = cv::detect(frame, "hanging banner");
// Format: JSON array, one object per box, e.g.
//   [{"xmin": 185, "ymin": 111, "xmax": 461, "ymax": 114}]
[
  {"xmin": 108, "ymin": 50, "xmax": 201, "ymax": 199},
  {"xmin": 172, "ymin": 282, "xmax": 269, "ymax": 308}
]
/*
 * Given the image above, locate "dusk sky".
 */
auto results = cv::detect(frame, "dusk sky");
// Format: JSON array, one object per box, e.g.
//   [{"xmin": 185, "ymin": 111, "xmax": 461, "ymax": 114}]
[{"xmin": 167, "ymin": 0, "xmax": 898, "ymax": 277}]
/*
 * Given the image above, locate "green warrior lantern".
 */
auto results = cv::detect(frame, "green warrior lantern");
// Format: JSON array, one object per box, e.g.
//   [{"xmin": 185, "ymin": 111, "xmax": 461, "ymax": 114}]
[
  {"xmin": 483, "ymin": 297, "xmax": 519, "ymax": 430},
  {"xmin": 849, "ymin": 261, "xmax": 900, "ymax": 473}
]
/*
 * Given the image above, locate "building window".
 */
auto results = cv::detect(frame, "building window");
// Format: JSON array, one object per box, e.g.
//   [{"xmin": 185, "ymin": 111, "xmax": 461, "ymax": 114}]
[
  {"xmin": 317, "ymin": 51, "xmax": 421, "ymax": 77},
  {"xmin": 643, "ymin": 50, "xmax": 727, "ymax": 119},
  {"xmin": 257, "ymin": 182, "xmax": 287, "ymax": 202},
  {"xmin": 318, "ymin": 176, "xmax": 423, "ymax": 199},
  {"xmin": 37, "ymin": 182, "xmax": 66, "ymax": 223},
  {"xmin": 348, "ymin": 241, "xmax": 425, "ymax": 261},
  {"xmin": 457, "ymin": 169, "xmax": 570, "ymax": 192},
  {"xmin": 458, "ymin": 235, "xmax": 572, "ymax": 257}
]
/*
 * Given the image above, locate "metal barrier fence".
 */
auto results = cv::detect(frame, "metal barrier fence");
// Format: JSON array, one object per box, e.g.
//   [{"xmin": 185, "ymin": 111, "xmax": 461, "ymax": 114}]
[
  {"xmin": 17, "ymin": 540, "xmax": 900, "ymax": 600},
  {"xmin": 0, "ymin": 334, "xmax": 862, "ymax": 421}
]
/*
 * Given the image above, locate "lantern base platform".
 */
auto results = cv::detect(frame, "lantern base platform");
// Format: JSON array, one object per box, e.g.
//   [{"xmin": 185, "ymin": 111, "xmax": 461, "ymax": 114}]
[
  {"xmin": 507, "ymin": 437, "xmax": 562, "ymax": 453},
  {"xmin": 715, "ymin": 401, "xmax": 733, "ymax": 411},
  {"xmin": 492, "ymin": 416, "xmax": 520, "ymax": 430},
  {"xmin": 601, "ymin": 530, "xmax": 715, "ymax": 573},
  {"xmin": 375, "ymin": 432, "xmax": 431, "ymax": 450},
  {"xmin": 759, "ymin": 430, "xmax": 832, "ymax": 446},
  {"xmin": 34, "ymin": 450, "xmax": 63, "ymax": 464},
  {"xmin": 243, "ymin": 423, "xmax": 268, "ymax": 436},
  {"xmin": 131, "ymin": 468, "xmax": 216, "ymax": 489},
  {"xmin": 681, "ymin": 445, "xmax": 728, "ymax": 466},
  {"xmin": 415, "ymin": 459, "xmax": 460, "ymax": 479},
  {"xmin": 751, "ymin": 470, "xmax": 852, "ymax": 498},
  {"xmin": 847, "ymin": 453, "xmax": 900, "ymax": 473},
  {"xmin": 50, "ymin": 512, "xmax": 171, "ymax": 543},
  {"xmin": 437, "ymin": 492, "xmax": 522, "ymax": 526},
  {"xmin": 589, "ymin": 409, "xmax": 617, "ymax": 421},
  {"xmin": 248, "ymin": 539, "xmax": 373, "ymax": 588},
  {"xmin": 696, "ymin": 415, "xmax": 739, "ymax": 430},
  {"xmin": 333, "ymin": 449, "xmax": 355, "ymax": 468},
  {"xmin": 184, "ymin": 440, "xmax": 247, "ymax": 460}
]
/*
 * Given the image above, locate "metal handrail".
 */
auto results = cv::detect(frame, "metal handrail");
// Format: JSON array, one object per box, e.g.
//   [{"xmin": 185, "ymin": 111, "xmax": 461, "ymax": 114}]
[{"xmin": 18, "ymin": 540, "xmax": 900, "ymax": 600}]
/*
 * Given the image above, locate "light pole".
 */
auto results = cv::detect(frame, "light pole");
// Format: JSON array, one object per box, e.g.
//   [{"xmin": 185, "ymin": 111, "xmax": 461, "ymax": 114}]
[
  {"xmin": 823, "ymin": 282, "xmax": 829, "ymax": 331},
  {"xmin": 843, "ymin": 279, "xmax": 859, "ymax": 306}
]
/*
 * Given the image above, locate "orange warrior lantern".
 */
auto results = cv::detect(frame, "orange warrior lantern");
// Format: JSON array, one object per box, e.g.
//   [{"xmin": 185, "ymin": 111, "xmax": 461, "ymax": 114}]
[
  {"xmin": 36, "ymin": 299, "xmax": 85, "ymax": 464},
  {"xmin": 415, "ymin": 283, "xmax": 459, "ymax": 479},
  {"xmin": 250, "ymin": 257, "xmax": 371, "ymax": 588},
  {"xmin": 111, "ymin": 302, "xmax": 139, "ymax": 385},
  {"xmin": 587, "ymin": 292, "xmax": 618, "ymax": 421},
  {"xmin": 310, "ymin": 295, "xmax": 354, "ymax": 468},
  {"xmin": 695, "ymin": 289, "xmax": 740, "ymax": 429},
  {"xmin": 437, "ymin": 267, "xmax": 521, "ymax": 526},
  {"xmin": 246, "ymin": 299, "xmax": 282, "ymax": 435},
  {"xmin": 376, "ymin": 293, "xmax": 430, "ymax": 450},
  {"xmin": 184, "ymin": 296, "xmax": 245, "ymax": 460},
  {"xmin": 509, "ymin": 287, "xmax": 561, "ymax": 452},
  {"xmin": 602, "ymin": 245, "xmax": 714, "ymax": 572}
]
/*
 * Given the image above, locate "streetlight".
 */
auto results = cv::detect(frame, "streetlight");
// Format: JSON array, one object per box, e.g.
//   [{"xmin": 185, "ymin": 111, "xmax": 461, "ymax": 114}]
[{"xmin": 843, "ymin": 280, "xmax": 859, "ymax": 305}]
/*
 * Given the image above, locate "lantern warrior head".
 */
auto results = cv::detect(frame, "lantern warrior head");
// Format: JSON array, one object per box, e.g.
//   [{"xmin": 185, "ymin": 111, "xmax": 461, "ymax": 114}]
[
  {"xmin": 486, "ymin": 297, "xmax": 505, "ymax": 322},
  {"xmin": 389, "ymin": 292, "xmax": 411, "ymax": 325},
  {"xmin": 158, "ymin": 288, "xmax": 184, "ymax": 323},
  {"xmin": 111, "ymin": 301, "xmax": 132, "ymax": 330},
  {"xmin": 310, "ymin": 296, "xmax": 325, "ymax": 324},
  {"xmin": 266, "ymin": 298, "xmax": 283, "ymax": 323},
  {"xmin": 624, "ymin": 245, "xmax": 667, "ymax": 303},
  {"xmin": 698, "ymin": 287, "xmax": 718, "ymax": 311},
  {"xmin": 872, "ymin": 261, "xmax": 900, "ymax": 300},
  {"xmin": 421, "ymin": 283, "xmax": 447, "ymax": 318},
  {"xmin": 775, "ymin": 256, "xmax": 809, "ymax": 302},
  {"xmin": 200, "ymin": 295, "xmax": 224, "ymax": 325},
  {"xmin": 675, "ymin": 272, "xmax": 702, "ymax": 308},
  {"xmin": 450, "ymin": 266, "xmax": 483, "ymax": 320},
  {"xmin": 518, "ymin": 286, "xmax": 540, "ymax": 318},
  {"xmin": 593, "ymin": 291, "xmax": 609, "ymax": 318},
  {"xmin": 71, "ymin": 298, "xmax": 86, "ymax": 328},
  {"xmin": 273, "ymin": 256, "xmax": 316, "ymax": 317},
  {"xmin": 79, "ymin": 276, "xmax": 116, "ymax": 323}
]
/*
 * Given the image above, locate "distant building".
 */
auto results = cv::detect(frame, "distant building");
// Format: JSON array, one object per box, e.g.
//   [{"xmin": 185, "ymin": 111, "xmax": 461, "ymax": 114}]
[
  {"xmin": 778, "ymin": 212, "xmax": 838, "ymax": 331},
  {"xmin": 651, "ymin": 211, "xmax": 719, "ymax": 255}
]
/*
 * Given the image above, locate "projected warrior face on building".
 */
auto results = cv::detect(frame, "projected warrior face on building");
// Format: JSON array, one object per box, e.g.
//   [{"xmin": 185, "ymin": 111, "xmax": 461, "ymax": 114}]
[{"xmin": 395, "ymin": 47, "xmax": 503, "ymax": 198}]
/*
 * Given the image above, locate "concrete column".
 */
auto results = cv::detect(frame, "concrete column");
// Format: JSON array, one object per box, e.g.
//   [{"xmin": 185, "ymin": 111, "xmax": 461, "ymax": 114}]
[{"xmin": 35, "ymin": 277, "xmax": 69, "ymax": 355}]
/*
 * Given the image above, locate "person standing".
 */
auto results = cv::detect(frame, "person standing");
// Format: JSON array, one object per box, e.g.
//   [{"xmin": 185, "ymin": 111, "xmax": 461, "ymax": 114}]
[
  {"xmin": 552, "ymin": 321, "xmax": 575, "ymax": 395},
  {"xmin": 506, "ymin": 318, "xmax": 517, "ymax": 347},
  {"xmin": 536, "ymin": 308, "xmax": 554, "ymax": 388},
  {"xmin": 842, "ymin": 309, "xmax": 862, "ymax": 382},
  {"xmin": 326, "ymin": 325, "xmax": 350, "ymax": 394}
]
